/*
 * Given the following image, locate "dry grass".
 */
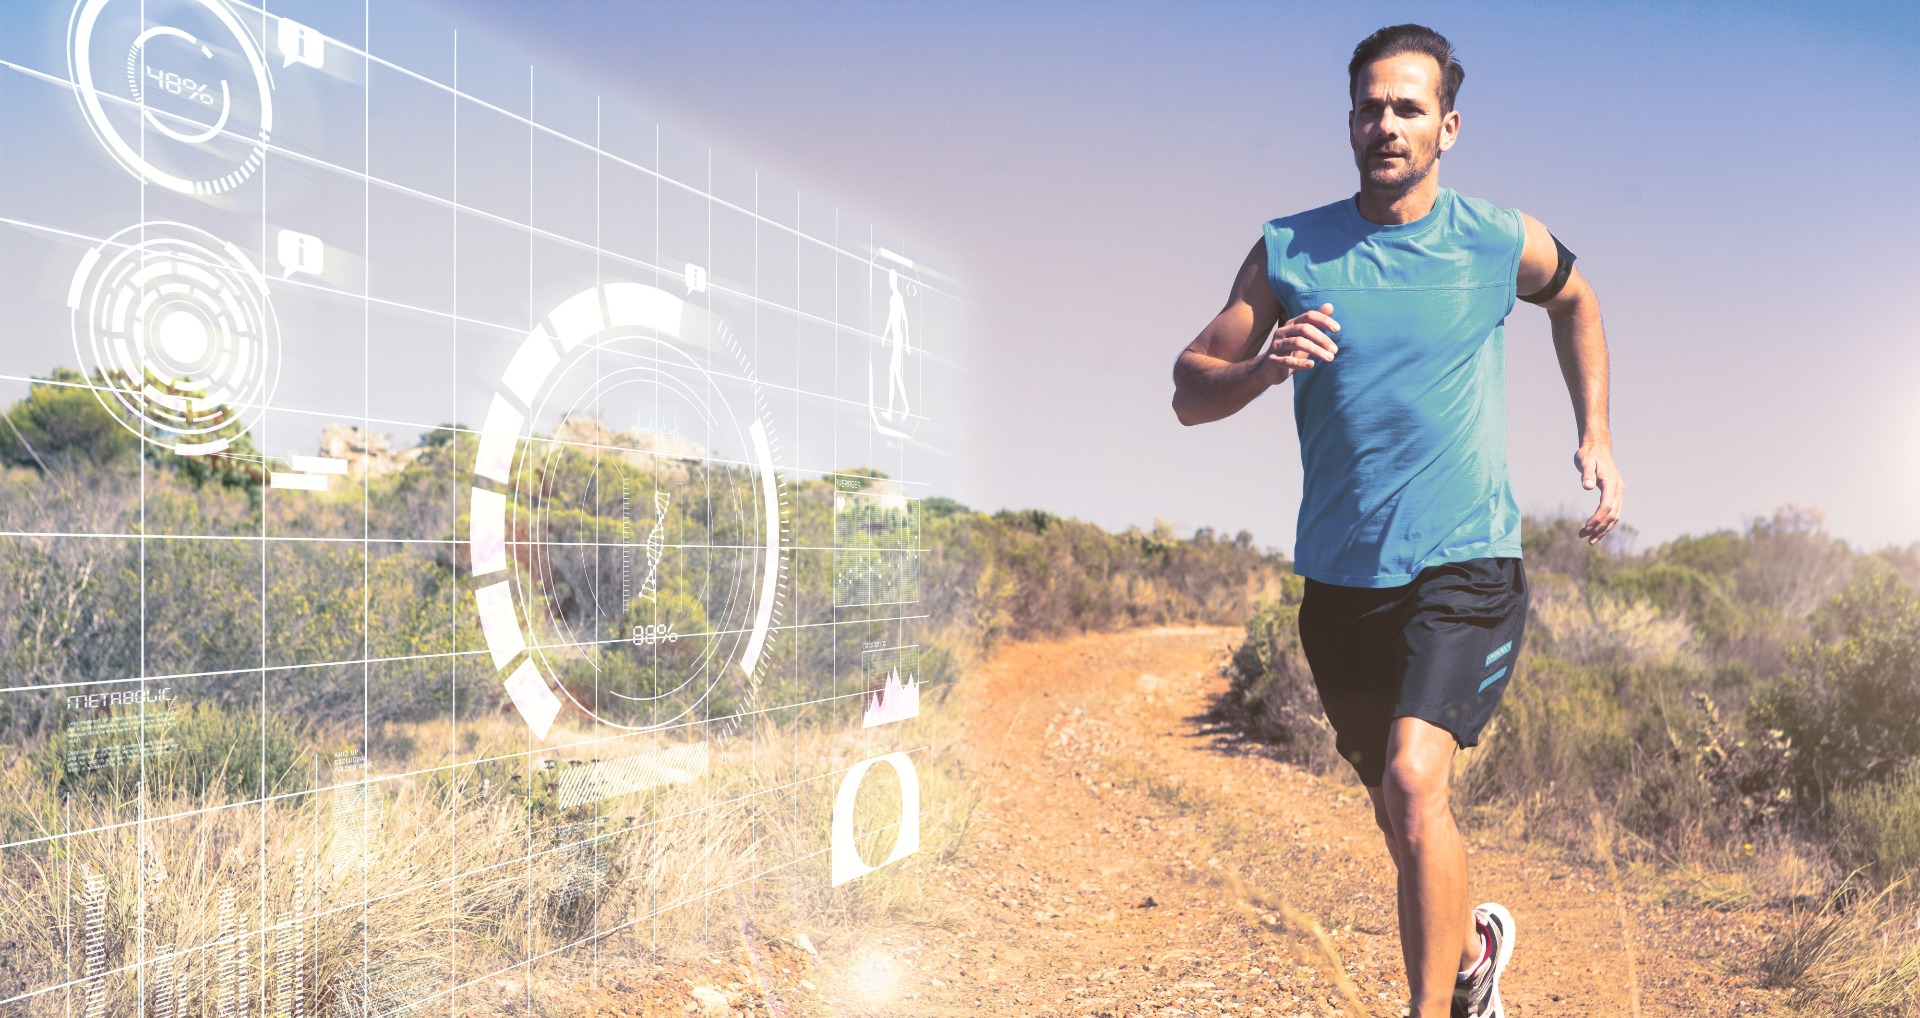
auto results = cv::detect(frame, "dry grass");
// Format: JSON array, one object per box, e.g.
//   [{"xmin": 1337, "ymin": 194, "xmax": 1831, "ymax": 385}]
[
  {"xmin": 1528, "ymin": 572, "xmax": 1697, "ymax": 670},
  {"xmin": 1751, "ymin": 876, "xmax": 1920, "ymax": 1017},
  {"xmin": 0, "ymin": 695, "xmax": 975, "ymax": 1016}
]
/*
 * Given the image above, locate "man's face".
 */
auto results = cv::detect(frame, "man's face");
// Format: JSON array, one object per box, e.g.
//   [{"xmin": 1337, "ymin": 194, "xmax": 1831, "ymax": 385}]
[{"xmin": 1348, "ymin": 52, "xmax": 1459, "ymax": 193}]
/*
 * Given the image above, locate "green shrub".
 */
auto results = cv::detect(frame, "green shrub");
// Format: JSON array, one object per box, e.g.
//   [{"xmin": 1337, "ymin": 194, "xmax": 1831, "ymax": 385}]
[
  {"xmin": 1830, "ymin": 764, "xmax": 1920, "ymax": 884},
  {"xmin": 1755, "ymin": 568, "xmax": 1920, "ymax": 810},
  {"xmin": 0, "ymin": 368, "xmax": 136, "ymax": 468},
  {"xmin": 1225, "ymin": 582, "xmax": 1338, "ymax": 773},
  {"xmin": 39, "ymin": 700, "xmax": 311, "ymax": 801},
  {"xmin": 1594, "ymin": 562, "xmax": 1742, "ymax": 646},
  {"xmin": 1674, "ymin": 692, "xmax": 1796, "ymax": 832},
  {"xmin": 924, "ymin": 501, "xmax": 1292, "ymax": 651},
  {"xmin": 1521, "ymin": 514, "xmax": 1609, "ymax": 582},
  {"xmin": 1658, "ymin": 527, "xmax": 1749, "ymax": 578}
]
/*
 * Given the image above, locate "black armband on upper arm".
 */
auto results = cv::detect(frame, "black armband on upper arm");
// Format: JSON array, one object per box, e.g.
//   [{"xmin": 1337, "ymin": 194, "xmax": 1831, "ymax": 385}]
[{"xmin": 1518, "ymin": 233, "xmax": 1576, "ymax": 305}]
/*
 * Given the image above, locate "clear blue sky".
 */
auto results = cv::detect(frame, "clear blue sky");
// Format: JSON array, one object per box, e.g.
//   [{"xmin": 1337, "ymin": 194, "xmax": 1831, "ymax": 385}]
[{"xmin": 280, "ymin": 2, "xmax": 1920, "ymax": 552}]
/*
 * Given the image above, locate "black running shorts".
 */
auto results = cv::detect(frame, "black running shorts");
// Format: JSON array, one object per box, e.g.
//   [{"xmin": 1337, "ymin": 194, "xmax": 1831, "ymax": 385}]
[{"xmin": 1296, "ymin": 556, "xmax": 1529, "ymax": 787}]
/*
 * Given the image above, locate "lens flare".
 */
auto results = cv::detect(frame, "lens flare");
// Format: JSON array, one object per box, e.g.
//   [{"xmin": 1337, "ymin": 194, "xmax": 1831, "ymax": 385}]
[{"xmin": 850, "ymin": 952, "xmax": 900, "ymax": 999}]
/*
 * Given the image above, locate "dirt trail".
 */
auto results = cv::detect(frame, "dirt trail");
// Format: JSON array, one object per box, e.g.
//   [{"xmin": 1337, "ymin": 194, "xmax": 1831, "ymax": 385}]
[{"xmin": 800, "ymin": 626, "xmax": 1791, "ymax": 1017}]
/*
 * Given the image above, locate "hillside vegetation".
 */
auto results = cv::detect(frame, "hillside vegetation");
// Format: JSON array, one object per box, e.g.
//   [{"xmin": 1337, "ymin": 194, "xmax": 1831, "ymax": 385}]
[
  {"xmin": 1230, "ymin": 507, "xmax": 1920, "ymax": 1015},
  {"xmin": 0, "ymin": 370, "xmax": 1292, "ymax": 1015},
  {"xmin": 0, "ymin": 372, "xmax": 1290, "ymax": 746}
]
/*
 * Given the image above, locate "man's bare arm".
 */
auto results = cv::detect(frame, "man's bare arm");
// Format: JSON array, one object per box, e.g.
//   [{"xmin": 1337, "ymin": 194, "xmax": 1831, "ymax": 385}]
[
  {"xmin": 1172, "ymin": 237, "xmax": 1340, "ymax": 426},
  {"xmin": 1518, "ymin": 213, "xmax": 1622, "ymax": 544}
]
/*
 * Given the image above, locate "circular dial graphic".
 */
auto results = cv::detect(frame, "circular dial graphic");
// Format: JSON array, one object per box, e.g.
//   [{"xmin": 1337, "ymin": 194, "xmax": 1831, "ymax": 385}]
[
  {"xmin": 67, "ymin": 221, "xmax": 281, "ymax": 455},
  {"xmin": 468, "ymin": 283, "xmax": 787, "ymax": 740},
  {"xmin": 69, "ymin": 0, "xmax": 273, "ymax": 195}
]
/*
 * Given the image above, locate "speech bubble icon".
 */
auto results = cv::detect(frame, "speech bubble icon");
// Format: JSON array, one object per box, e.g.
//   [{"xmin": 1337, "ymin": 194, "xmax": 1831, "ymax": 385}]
[
  {"xmin": 278, "ymin": 18, "xmax": 324, "ymax": 70},
  {"xmin": 683, "ymin": 263, "xmax": 707, "ymax": 294},
  {"xmin": 276, "ymin": 229, "xmax": 325, "ymax": 279}
]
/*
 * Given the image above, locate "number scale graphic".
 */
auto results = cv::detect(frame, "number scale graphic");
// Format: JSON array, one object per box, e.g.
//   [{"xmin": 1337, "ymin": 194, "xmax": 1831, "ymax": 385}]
[{"xmin": 69, "ymin": 0, "xmax": 274, "ymax": 195}]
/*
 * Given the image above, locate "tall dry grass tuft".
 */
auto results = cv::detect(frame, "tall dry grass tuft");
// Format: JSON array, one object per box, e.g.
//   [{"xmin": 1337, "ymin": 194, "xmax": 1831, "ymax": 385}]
[
  {"xmin": 1752, "ymin": 876, "xmax": 1920, "ymax": 1017},
  {"xmin": 0, "ymin": 696, "xmax": 975, "ymax": 1016}
]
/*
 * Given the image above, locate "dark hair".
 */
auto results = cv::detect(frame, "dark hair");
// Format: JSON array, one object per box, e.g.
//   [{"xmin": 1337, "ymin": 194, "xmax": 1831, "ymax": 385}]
[{"xmin": 1348, "ymin": 24, "xmax": 1464, "ymax": 114}]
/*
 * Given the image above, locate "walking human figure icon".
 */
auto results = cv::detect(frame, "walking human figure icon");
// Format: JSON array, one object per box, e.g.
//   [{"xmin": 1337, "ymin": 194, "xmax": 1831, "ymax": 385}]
[{"xmin": 881, "ymin": 268, "xmax": 911, "ymax": 421}]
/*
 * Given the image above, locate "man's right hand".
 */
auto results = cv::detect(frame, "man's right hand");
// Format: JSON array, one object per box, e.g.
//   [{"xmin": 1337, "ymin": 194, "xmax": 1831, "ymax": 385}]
[
  {"xmin": 1258, "ymin": 303, "xmax": 1341, "ymax": 384},
  {"xmin": 1173, "ymin": 240, "xmax": 1341, "ymax": 426}
]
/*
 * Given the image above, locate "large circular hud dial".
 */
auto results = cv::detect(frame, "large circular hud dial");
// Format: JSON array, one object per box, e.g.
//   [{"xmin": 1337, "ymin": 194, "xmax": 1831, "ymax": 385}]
[
  {"xmin": 467, "ymin": 282, "xmax": 787, "ymax": 741},
  {"xmin": 69, "ymin": 0, "xmax": 274, "ymax": 195}
]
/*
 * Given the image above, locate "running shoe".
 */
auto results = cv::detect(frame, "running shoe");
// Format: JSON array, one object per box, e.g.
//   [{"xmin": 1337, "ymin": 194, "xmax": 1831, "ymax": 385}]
[{"xmin": 1451, "ymin": 902, "xmax": 1514, "ymax": 1018}]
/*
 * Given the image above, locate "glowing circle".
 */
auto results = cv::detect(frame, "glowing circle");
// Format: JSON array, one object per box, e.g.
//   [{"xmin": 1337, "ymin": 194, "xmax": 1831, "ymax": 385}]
[
  {"xmin": 469, "ymin": 282, "xmax": 787, "ymax": 740},
  {"xmin": 156, "ymin": 308, "xmax": 209, "ymax": 363},
  {"xmin": 68, "ymin": 222, "xmax": 280, "ymax": 455},
  {"xmin": 68, "ymin": 0, "xmax": 274, "ymax": 195}
]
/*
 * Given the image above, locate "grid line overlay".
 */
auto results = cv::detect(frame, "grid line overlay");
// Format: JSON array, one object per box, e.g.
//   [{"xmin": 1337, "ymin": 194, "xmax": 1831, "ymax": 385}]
[{"xmin": 0, "ymin": 1, "xmax": 958, "ymax": 1014}]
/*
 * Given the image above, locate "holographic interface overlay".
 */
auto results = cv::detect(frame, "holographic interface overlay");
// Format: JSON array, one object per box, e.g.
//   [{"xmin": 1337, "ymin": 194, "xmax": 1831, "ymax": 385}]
[{"xmin": 0, "ymin": 1, "xmax": 963, "ymax": 1013}]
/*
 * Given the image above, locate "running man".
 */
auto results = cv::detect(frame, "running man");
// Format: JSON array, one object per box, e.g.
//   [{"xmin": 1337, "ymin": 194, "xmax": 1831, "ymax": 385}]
[{"xmin": 1169, "ymin": 24, "xmax": 1622, "ymax": 1018}]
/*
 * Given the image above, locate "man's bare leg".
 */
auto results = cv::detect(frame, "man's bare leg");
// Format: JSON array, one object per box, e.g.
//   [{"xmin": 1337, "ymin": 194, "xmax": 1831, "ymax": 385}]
[{"xmin": 1369, "ymin": 716, "xmax": 1482, "ymax": 1017}]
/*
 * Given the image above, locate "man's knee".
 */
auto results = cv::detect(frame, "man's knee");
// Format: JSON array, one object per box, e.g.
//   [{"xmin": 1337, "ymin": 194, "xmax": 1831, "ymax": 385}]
[{"xmin": 1382, "ymin": 751, "xmax": 1452, "ymax": 830}]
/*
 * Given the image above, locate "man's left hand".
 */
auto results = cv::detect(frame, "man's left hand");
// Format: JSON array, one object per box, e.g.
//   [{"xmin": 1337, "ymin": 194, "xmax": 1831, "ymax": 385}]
[{"xmin": 1574, "ymin": 442, "xmax": 1623, "ymax": 544}]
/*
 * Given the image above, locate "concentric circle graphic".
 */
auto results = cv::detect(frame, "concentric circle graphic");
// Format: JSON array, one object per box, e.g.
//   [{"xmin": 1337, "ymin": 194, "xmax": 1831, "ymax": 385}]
[
  {"xmin": 69, "ymin": 0, "xmax": 273, "ymax": 195},
  {"xmin": 67, "ymin": 222, "xmax": 281, "ymax": 455},
  {"xmin": 467, "ymin": 282, "xmax": 788, "ymax": 741}
]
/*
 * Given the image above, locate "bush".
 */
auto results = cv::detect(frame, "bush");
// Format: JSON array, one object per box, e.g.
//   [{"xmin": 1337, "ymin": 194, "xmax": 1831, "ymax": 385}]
[
  {"xmin": 0, "ymin": 368, "xmax": 136, "ymax": 468},
  {"xmin": 1755, "ymin": 568, "xmax": 1920, "ymax": 811},
  {"xmin": 923, "ymin": 503, "xmax": 1292, "ymax": 652},
  {"xmin": 1520, "ymin": 514, "xmax": 1609, "ymax": 582},
  {"xmin": 1830, "ymin": 764, "xmax": 1920, "ymax": 885},
  {"xmin": 1737, "ymin": 506, "xmax": 1855, "ymax": 620},
  {"xmin": 1682, "ymin": 692, "xmax": 1796, "ymax": 832},
  {"xmin": 1224, "ymin": 580, "xmax": 1339, "ymax": 773},
  {"xmin": 38, "ymin": 700, "xmax": 312, "ymax": 801},
  {"xmin": 1593, "ymin": 561, "xmax": 1742, "ymax": 646},
  {"xmin": 1527, "ymin": 571, "xmax": 1696, "ymax": 669}
]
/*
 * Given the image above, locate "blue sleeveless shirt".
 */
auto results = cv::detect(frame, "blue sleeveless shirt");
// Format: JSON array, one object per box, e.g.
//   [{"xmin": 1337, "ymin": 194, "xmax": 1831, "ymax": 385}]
[{"xmin": 1263, "ymin": 187, "xmax": 1525, "ymax": 587}]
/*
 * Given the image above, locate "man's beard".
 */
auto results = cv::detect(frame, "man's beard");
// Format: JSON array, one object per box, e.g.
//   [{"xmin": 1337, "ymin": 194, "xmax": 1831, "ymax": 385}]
[{"xmin": 1357, "ymin": 142, "xmax": 1436, "ymax": 194}]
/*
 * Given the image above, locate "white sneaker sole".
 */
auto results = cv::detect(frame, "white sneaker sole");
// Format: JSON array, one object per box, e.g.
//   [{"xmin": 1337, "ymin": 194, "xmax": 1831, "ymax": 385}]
[{"xmin": 1473, "ymin": 902, "xmax": 1516, "ymax": 1018}]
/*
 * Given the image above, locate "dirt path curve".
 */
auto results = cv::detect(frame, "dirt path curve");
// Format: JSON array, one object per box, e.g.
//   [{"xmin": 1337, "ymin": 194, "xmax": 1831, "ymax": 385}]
[{"xmin": 804, "ymin": 626, "xmax": 1789, "ymax": 1017}]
